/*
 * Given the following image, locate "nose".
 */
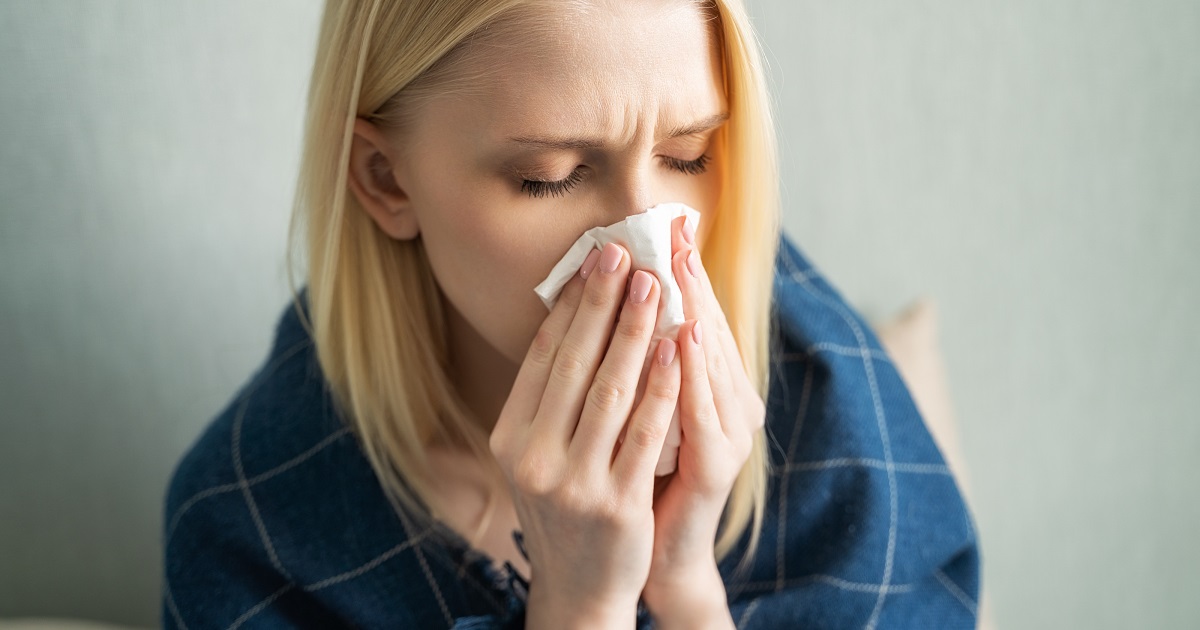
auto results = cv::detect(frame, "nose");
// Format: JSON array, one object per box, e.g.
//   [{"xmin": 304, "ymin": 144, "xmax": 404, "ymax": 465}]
[{"xmin": 604, "ymin": 160, "xmax": 658, "ymax": 221}]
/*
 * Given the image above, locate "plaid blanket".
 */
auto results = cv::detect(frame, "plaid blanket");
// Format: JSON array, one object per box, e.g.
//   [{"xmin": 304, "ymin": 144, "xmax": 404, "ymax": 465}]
[{"xmin": 163, "ymin": 234, "xmax": 980, "ymax": 628}]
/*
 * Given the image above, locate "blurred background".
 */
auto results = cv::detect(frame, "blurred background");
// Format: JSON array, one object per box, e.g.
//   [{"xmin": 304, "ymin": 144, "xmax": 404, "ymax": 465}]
[{"xmin": 1, "ymin": 1, "xmax": 1196, "ymax": 628}]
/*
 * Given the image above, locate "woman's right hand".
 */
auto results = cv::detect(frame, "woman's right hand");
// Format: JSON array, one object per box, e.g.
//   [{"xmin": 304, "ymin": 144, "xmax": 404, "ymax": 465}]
[{"xmin": 489, "ymin": 242, "xmax": 682, "ymax": 629}]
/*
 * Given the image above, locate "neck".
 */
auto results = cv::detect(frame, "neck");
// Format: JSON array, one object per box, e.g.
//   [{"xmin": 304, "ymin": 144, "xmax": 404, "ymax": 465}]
[{"xmin": 443, "ymin": 299, "xmax": 519, "ymax": 437}]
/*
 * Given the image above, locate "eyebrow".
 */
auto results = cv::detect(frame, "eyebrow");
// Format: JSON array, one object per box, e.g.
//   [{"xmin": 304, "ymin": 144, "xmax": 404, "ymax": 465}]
[{"xmin": 507, "ymin": 112, "xmax": 729, "ymax": 150}]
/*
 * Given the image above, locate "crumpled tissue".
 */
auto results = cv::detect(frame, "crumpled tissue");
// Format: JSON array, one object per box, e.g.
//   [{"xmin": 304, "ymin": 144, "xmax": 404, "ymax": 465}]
[{"xmin": 534, "ymin": 202, "xmax": 700, "ymax": 476}]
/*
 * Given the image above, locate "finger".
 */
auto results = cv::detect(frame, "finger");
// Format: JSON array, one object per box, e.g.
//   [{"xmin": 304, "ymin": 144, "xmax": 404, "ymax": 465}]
[
  {"xmin": 531, "ymin": 242, "xmax": 632, "ymax": 445},
  {"xmin": 700, "ymin": 279, "xmax": 751, "ymax": 391},
  {"xmin": 671, "ymin": 217, "xmax": 748, "ymax": 389},
  {"xmin": 672, "ymin": 246, "xmax": 742, "ymax": 436},
  {"xmin": 570, "ymin": 270, "xmax": 661, "ymax": 463},
  {"xmin": 670, "ymin": 215, "xmax": 695, "ymax": 258},
  {"xmin": 676, "ymin": 319, "xmax": 723, "ymax": 454},
  {"xmin": 496, "ymin": 257, "xmax": 595, "ymax": 434},
  {"xmin": 613, "ymin": 337, "xmax": 681, "ymax": 487}
]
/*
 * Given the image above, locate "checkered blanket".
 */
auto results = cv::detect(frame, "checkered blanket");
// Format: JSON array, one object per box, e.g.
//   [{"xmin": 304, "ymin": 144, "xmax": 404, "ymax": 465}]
[{"xmin": 163, "ymin": 234, "xmax": 980, "ymax": 628}]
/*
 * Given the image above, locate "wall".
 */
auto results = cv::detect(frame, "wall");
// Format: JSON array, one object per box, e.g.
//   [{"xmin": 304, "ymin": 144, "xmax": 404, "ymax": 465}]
[
  {"xmin": 753, "ymin": 1, "xmax": 1200, "ymax": 628},
  {"xmin": 0, "ymin": 2, "xmax": 319, "ymax": 625}
]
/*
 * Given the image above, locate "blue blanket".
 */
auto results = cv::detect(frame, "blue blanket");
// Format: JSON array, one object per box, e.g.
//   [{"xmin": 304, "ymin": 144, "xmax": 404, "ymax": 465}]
[{"xmin": 163, "ymin": 234, "xmax": 980, "ymax": 628}]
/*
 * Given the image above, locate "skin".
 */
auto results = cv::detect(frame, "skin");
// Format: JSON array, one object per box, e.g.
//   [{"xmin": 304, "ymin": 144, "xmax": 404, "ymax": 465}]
[{"xmin": 347, "ymin": 1, "xmax": 765, "ymax": 627}]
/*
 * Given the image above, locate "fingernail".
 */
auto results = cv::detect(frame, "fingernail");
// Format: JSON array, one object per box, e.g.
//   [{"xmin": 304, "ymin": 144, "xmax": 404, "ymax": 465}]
[
  {"xmin": 691, "ymin": 320, "xmax": 703, "ymax": 345},
  {"xmin": 629, "ymin": 270, "xmax": 652, "ymax": 304},
  {"xmin": 682, "ymin": 220, "xmax": 695, "ymax": 245},
  {"xmin": 686, "ymin": 249, "xmax": 701, "ymax": 278},
  {"xmin": 579, "ymin": 249, "xmax": 601, "ymax": 279},
  {"xmin": 599, "ymin": 242, "xmax": 623, "ymax": 274},
  {"xmin": 657, "ymin": 338, "xmax": 677, "ymax": 367}
]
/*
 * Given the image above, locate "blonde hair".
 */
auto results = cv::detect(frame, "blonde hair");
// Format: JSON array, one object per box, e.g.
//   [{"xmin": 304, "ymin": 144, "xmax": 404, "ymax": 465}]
[{"xmin": 288, "ymin": 0, "xmax": 780, "ymax": 574}]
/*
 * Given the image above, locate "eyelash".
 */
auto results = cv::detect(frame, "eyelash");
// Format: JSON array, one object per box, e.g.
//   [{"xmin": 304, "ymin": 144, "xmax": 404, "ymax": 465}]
[
  {"xmin": 521, "ymin": 170, "xmax": 585, "ymax": 199},
  {"xmin": 520, "ymin": 154, "xmax": 711, "ymax": 199},
  {"xmin": 662, "ymin": 153, "xmax": 711, "ymax": 176}
]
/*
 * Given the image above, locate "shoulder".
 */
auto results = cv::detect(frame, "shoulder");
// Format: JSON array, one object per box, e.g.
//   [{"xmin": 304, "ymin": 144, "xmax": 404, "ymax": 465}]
[
  {"xmin": 763, "ymin": 233, "xmax": 927, "ymax": 453},
  {"xmin": 162, "ymin": 296, "xmax": 377, "ymax": 625},
  {"xmin": 769, "ymin": 233, "xmax": 880, "ymax": 353},
  {"xmin": 164, "ymin": 296, "xmax": 345, "ymax": 524},
  {"xmin": 762, "ymin": 232, "xmax": 955, "ymax": 480},
  {"xmin": 161, "ymin": 295, "xmax": 506, "ymax": 628},
  {"xmin": 162, "ymin": 295, "xmax": 364, "ymax": 573},
  {"xmin": 722, "ymin": 234, "xmax": 981, "ymax": 628}
]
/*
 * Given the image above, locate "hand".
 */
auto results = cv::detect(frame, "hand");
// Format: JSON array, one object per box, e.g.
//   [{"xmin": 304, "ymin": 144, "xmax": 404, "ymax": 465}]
[
  {"xmin": 642, "ymin": 217, "xmax": 767, "ymax": 623},
  {"xmin": 489, "ymin": 242, "xmax": 682, "ymax": 629}
]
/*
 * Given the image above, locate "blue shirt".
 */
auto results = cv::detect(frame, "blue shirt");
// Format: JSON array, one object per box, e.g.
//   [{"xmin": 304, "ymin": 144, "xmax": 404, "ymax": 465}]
[{"xmin": 163, "ymin": 235, "xmax": 980, "ymax": 628}]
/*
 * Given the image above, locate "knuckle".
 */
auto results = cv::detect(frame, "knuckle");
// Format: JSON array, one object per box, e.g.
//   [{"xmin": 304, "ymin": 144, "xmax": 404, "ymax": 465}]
[
  {"xmin": 526, "ymin": 328, "xmax": 557, "ymax": 366},
  {"xmin": 558, "ymin": 276, "xmax": 585, "ymax": 307},
  {"xmin": 550, "ymin": 343, "xmax": 590, "ymax": 381},
  {"xmin": 628, "ymin": 420, "xmax": 665, "ymax": 450},
  {"xmin": 587, "ymin": 374, "xmax": 629, "ymax": 413},
  {"xmin": 707, "ymin": 349, "xmax": 729, "ymax": 379},
  {"xmin": 513, "ymin": 451, "xmax": 557, "ymax": 496},
  {"xmin": 693, "ymin": 404, "xmax": 720, "ymax": 427},
  {"xmin": 645, "ymin": 377, "xmax": 679, "ymax": 403},
  {"xmin": 583, "ymin": 282, "xmax": 616, "ymax": 309},
  {"xmin": 613, "ymin": 315, "xmax": 651, "ymax": 343}
]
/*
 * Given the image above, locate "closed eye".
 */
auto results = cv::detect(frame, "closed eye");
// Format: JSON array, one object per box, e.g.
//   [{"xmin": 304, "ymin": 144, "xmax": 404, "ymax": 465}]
[
  {"xmin": 661, "ymin": 153, "xmax": 710, "ymax": 176},
  {"xmin": 520, "ymin": 169, "xmax": 586, "ymax": 198},
  {"xmin": 519, "ymin": 153, "xmax": 712, "ymax": 199}
]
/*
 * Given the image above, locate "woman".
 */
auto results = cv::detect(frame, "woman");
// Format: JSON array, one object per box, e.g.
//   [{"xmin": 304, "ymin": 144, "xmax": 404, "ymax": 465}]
[{"xmin": 163, "ymin": 0, "xmax": 980, "ymax": 628}]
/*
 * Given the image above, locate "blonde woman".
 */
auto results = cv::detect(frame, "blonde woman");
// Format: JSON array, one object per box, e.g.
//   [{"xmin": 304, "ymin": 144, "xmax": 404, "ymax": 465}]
[{"xmin": 163, "ymin": 0, "xmax": 980, "ymax": 628}]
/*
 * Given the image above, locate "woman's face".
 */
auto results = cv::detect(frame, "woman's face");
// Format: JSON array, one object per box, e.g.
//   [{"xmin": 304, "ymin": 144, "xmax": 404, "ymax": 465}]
[{"xmin": 358, "ymin": 1, "xmax": 726, "ymax": 365}]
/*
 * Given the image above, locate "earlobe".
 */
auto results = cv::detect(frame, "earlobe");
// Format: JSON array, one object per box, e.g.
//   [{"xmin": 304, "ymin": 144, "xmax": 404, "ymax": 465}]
[{"xmin": 347, "ymin": 117, "xmax": 420, "ymax": 240}]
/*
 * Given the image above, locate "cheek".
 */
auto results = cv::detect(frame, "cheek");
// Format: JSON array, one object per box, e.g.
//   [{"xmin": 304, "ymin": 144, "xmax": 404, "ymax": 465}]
[
  {"xmin": 654, "ymin": 140, "xmax": 725, "ymax": 225},
  {"xmin": 665, "ymin": 169, "xmax": 722, "ymax": 220},
  {"xmin": 679, "ymin": 149, "xmax": 724, "ymax": 244},
  {"xmin": 414, "ymin": 179, "xmax": 590, "ymax": 362}
]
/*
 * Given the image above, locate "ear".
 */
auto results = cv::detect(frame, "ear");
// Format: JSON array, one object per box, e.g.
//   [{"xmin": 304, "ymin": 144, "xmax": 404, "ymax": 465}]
[{"xmin": 347, "ymin": 117, "xmax": 420, "ymax": 240}]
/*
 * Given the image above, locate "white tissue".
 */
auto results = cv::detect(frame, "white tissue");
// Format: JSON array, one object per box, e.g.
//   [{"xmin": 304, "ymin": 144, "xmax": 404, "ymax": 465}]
[{"xmin": 534, "ymin": 202, "xmax": 700, "ymax": 476}]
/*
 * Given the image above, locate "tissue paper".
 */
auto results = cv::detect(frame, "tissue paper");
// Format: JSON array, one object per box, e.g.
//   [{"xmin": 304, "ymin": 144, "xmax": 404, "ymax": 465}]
[{"xmin": 534, "ymin": 202, "xmax": 700, "ymax": 476}]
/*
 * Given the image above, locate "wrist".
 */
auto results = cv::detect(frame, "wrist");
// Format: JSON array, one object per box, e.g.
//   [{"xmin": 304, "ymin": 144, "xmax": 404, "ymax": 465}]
[
  {"xmin": 642, "ymin": 563, "xmax": 733, "ymax": 630},
  {"xmin": 525, "ymin": 583, "xmax": 639, "ymax": 630}
]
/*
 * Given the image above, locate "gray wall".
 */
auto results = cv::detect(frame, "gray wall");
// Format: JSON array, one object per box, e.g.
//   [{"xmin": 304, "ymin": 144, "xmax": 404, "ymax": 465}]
[
  {"xmin": 0, "ymin": 2, "xmax": 318, "ymax": 626},
  {"xmin": 1, "ymin": 1, "xmax": 1196, "ymax": 628},
  {"xmin": 754, "ymin": 2, "xmax": 1200, "ymax": 628}
]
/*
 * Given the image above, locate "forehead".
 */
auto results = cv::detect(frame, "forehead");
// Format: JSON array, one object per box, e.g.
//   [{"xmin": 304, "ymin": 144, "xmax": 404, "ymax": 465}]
[{"xmin": 435, "ymin": 1, "xmax": 725, "ymax": 139}]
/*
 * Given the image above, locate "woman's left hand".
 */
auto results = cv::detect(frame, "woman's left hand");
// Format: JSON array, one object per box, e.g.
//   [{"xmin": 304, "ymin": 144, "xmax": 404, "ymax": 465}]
[{"xmin": 640, "ymin": 216, "xmax": 767, "ymax": 626}]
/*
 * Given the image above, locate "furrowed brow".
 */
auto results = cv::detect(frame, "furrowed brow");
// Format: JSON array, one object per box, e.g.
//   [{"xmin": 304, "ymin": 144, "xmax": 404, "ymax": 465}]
[
  {"xmin": 505, "ymin": 136, "xmax": 603, "ymax": 150},
  {"xmin": 661, "ymin": 112, "xmax": 729, "ymax": 139},
  {"xmin": 506, "ymin": 112, "xmax": 729, "ymax": 149}
]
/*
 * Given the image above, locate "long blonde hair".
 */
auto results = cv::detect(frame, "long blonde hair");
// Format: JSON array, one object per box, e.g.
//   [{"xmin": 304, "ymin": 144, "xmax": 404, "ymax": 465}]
[{"xmin": 288, "ymin": 0, "xmax": 780, "ymax": 573}]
